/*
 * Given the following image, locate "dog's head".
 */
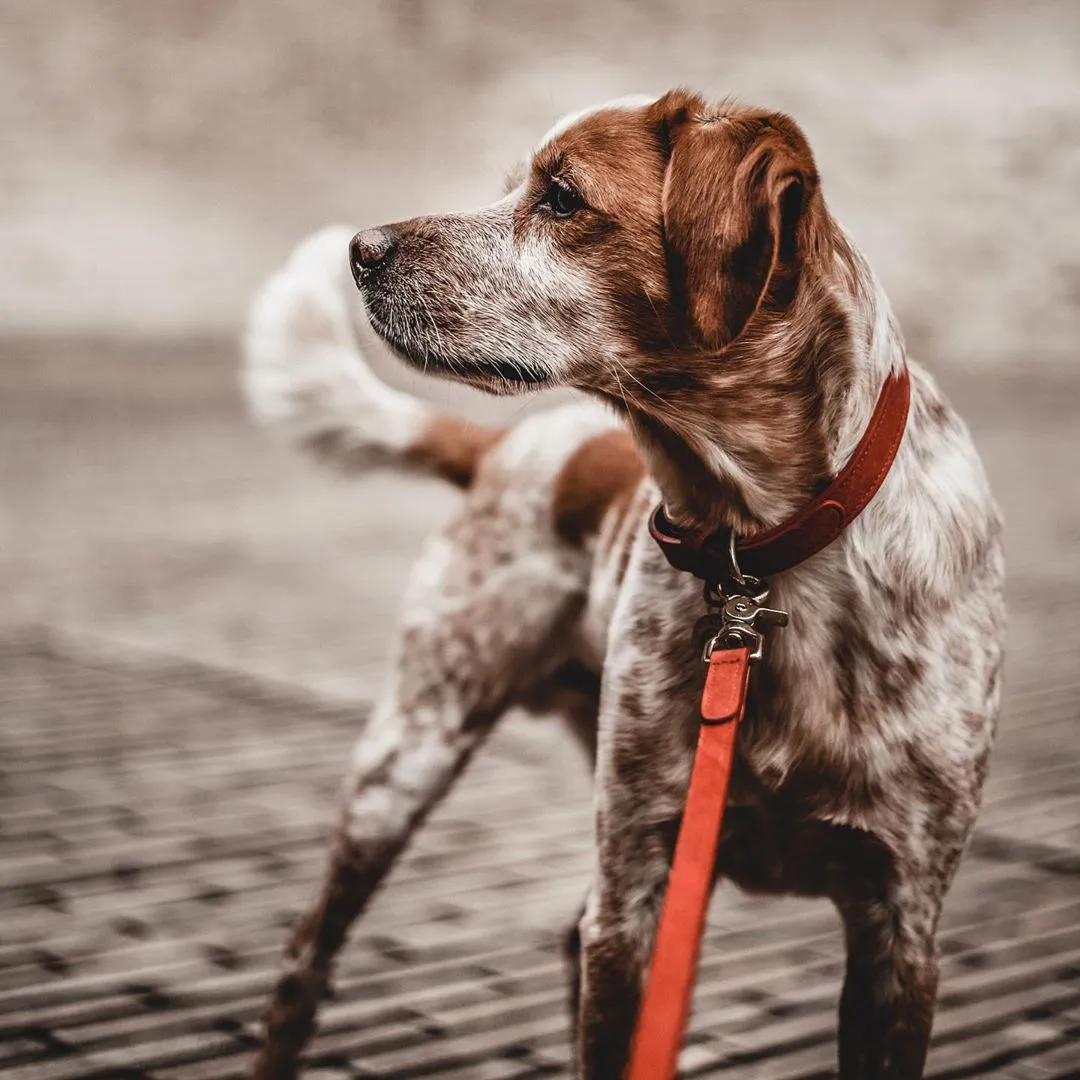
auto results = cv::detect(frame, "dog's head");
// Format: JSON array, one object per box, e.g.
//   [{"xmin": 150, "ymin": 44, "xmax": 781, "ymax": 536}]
[{"xmin": 352, "ymin": 90, "xmax": 877, "ymax": 528}]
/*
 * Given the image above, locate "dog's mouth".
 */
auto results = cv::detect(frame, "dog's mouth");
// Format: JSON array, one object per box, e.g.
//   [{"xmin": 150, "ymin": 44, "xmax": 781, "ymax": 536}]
[{"xmin": 362, "ymin": 294, "xmax": 552, "ymax": 393}]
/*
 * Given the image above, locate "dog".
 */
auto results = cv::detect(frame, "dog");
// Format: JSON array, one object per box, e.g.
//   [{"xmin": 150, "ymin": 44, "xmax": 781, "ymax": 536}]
[{"xmin": 243, "ymin": 90, "xmax": 1005, "ymax": 1080}]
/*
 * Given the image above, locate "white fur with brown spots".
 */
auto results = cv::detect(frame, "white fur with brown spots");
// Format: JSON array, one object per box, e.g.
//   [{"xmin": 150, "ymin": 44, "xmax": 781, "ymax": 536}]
[{"xmin": 243, "ymin": 92, "xmax": 1004, "ymax": 1080}]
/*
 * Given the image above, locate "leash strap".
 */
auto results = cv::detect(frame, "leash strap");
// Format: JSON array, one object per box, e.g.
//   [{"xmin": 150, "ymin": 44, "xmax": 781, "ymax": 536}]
[{"xmin": 626, "ymin": 646, "xmax": 750, "ymax": 1080}]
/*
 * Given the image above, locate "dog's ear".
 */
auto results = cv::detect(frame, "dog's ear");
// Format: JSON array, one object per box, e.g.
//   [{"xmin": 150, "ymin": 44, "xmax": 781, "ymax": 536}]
[{"xmin": 650, "ymin": 90, "xmax": 823, "ymax": 351}]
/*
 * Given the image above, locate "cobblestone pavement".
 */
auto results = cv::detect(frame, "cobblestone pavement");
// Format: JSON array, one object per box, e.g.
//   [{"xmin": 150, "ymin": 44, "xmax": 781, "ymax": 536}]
[{"xmin": 2, "ymin": 340, "xmax": 1078, "ymax": 1078}]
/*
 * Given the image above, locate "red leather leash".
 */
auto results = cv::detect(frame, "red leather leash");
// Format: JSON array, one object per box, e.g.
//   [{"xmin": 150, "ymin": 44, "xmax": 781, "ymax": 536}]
[
  {"xmin": 627, "ymin": 646, "xmax": 750, "ymax": 1080},
  {"xmin": 627, "ymin": 367, "xmax": 910, "ymax": 1080}
]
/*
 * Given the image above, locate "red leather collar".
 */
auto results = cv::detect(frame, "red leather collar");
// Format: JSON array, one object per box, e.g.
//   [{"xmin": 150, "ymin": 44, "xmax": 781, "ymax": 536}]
[{"xmin": 649, "ymin": 367, "xmax": 910, "ymax": 582}]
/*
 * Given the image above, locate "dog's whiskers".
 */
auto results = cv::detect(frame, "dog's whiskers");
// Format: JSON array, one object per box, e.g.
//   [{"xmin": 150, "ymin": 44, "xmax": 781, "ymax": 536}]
[{"xmin": 612, "ymin": 354, "xmax": 672, "ymax": 414}]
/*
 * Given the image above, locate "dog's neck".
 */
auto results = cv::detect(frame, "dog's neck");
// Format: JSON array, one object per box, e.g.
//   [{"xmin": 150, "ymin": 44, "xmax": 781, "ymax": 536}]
[{"xmin": 630, "ymin": 238, "xmax": 906, "ymax": 537}]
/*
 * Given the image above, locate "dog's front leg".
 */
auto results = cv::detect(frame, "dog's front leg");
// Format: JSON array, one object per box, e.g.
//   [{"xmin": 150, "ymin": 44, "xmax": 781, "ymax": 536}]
[
  {"xmin": 576, "ymin": 731, "xmax": 700, "ymax": 1080},
  {"xmin": 576, "ymin": 826, "xmax": 671, "ymax": 1080},
  {"xmin": 834, "ymin": 865, "xmax": 946, "ymax": 1080},
  {"xmin": 575, "ymin": 590, "xmax": 704, "ymax": 1079}
]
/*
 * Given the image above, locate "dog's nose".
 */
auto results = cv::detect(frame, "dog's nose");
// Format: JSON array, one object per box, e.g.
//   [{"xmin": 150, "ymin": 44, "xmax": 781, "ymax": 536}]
[{"xmin": 350, "ymin": 228, "xmax": 396, "ymax": 282}]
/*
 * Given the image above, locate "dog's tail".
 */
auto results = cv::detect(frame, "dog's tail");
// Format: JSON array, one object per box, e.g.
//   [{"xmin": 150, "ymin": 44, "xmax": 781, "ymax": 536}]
[{"xmin": 242, "ymin": 226, "xmax": 502, "ymax": 489}]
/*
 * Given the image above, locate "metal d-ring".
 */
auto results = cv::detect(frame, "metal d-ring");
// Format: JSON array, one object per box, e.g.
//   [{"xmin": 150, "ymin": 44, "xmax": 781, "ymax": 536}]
[
  {"xmin": 727, "ymin": 529, "xmax": 750, "ymax": 590},
  {"xmin": 725, "ymin": 530, "xmax": 768, "ymax": 601},
  {"xmin": 701, "ymin": 530, "xmax": 769, "ymax": 610}
]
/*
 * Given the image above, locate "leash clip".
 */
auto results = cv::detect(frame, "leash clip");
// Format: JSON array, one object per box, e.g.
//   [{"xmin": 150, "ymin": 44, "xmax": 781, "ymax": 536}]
[
  {"xmin": 701, "ymin": 530, "xmax": 788, "ymax": 663},
  {"xmin": 701, "ymin": 593, "xmax": 789, "ymax": 663}
]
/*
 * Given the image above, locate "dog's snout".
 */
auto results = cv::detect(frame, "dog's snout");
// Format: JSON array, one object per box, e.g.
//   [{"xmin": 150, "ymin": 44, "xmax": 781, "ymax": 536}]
[{"xmin": 350, "ymin": 228, "xmax": 396, "ymax": 284}]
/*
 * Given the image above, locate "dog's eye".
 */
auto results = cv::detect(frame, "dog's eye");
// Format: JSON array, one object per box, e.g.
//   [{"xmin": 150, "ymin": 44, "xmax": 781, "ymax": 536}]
[{"xmin": 543, "ymin": 179, "xmax": 584, "ymax": 219}]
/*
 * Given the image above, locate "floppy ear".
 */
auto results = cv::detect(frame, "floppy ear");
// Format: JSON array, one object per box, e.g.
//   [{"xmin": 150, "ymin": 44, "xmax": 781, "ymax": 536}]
[{"xmin": 651, "ymin": 91, "xmax": 823, "ymax": 350}]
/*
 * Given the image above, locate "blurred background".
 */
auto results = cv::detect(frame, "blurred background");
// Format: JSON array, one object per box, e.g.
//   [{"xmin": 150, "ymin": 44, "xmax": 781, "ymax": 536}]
[{"xmin": 2, "ymin": 2, "xmax": 1078, "ymax": 1078}]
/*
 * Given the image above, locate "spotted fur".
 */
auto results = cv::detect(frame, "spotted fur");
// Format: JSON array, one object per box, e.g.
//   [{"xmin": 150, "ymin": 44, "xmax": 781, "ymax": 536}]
[{"xmin": 244, "ymin": 91, "xmax": 1005, "ymax": 1080}]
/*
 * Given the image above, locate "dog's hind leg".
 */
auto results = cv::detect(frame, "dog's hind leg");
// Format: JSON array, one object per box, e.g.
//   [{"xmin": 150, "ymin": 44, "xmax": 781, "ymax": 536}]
[
  {"xmin": 251, "ymin": 514, "xmax": 588, "ymax": 1080},
  {"xmin": 517, "ymin": 664, "xmax": 600, "ymax": 1050}
]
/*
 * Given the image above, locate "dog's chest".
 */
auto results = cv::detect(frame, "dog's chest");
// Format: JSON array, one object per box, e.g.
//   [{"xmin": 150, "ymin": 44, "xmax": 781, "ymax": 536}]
[{"xmin": 598, "ymin": 535, "xmax": 931, "ymax": 829}]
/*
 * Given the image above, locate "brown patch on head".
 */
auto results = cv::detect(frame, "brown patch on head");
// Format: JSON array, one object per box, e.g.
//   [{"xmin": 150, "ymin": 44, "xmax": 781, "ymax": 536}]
[
  {"xmin": 523, "ymin": 92, "xmax": 830, "ymax": 363},
  {"xmin": 517, "ymin": 93, "xmax": 844, "ymax": 531},
  {"xmin": 522, "ymin": 104, "xmax": 676, "ymax": 360},
  {"xmin": 405, "ymin": 415, "xmax": 504, "ymax": 488},
  {"xmin": 552, "ymin": 428, "xmax": 646, "ymax": 546}
]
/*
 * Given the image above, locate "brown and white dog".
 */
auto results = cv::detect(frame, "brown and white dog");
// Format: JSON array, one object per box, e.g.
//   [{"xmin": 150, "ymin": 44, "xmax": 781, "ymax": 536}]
[{"xmin": 243, "ymin": 91, "xmax": 1005, "ymax": 1080}]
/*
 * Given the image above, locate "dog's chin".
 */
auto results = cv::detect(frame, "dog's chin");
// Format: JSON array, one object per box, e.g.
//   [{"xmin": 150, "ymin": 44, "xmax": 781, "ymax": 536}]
[{"xmin": 368, "ymin": 315, "xmax": 551, "ymax": 397}]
